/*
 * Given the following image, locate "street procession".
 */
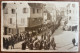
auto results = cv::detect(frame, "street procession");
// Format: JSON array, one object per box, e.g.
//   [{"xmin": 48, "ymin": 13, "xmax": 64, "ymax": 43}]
[{"xmin": 2, "ymin": 1, "xmax": 79, "ymax": 51}]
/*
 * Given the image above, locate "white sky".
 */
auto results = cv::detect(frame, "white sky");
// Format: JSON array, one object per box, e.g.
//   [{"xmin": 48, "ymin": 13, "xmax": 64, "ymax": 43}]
[
  {"xmin": 2, "ymin": 1, "xmax": 78, "ymax": 9},
  {"xmin": 45, "ymin": 2, "xmax": 70, "ymax": 9},
  {"xmin": 53, "ymin": 2, "xmax": 69, "ymax": 8}
]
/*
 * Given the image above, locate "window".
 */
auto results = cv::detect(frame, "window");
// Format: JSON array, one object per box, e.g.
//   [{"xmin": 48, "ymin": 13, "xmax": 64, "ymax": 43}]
[
  {"xmin": 5, "ymin": 8, "xmax": 8, "ymax": 14},
  {"xmin": 23, "ymin": 8, "xmax": 27, "ymax": 13},
  {"xmin": 14, "ymin": 3, "xmax": 16, "ymax": 4},
  {"xmin": 69, "ymin": 16, "xmax": 71, "ymax": 20},
  {"xmin": 37, "ymin": 9, "xmax": 41, "ymax": 13},
  {"xmin": 72, "ymin": 4, "xmax": 75, "ymax": 8},
  {"xmin": 21, "ymin": 18, "xmax": 25, "ymax": 24},
  {"xmin": 12, "ymin": 9, "xmax": 15, "ymax": 14},
  {"xmin": 9, "ymin": 28, "xmax": 11, "ymax": 33},
  {"xmin": 4, "ymin": 27, "xmax": 7, "ymax": 35},
  {"xmin": 69, "ymin": 10, "xmax": 71, "ymax": 13},
  {"xmin": 67, "ymin": 10, "xmax": 68, "ymax": 14},
  {"xmin": 33, "ymin": 8, "xmax": 35, "ymax": 14},
  {"xmin": 37, "ymin": 9, "xmax": 39, "ymax": 13},
  {"xmin": 10, "ymin": 18, "xmax": 12, "ymax": 24}
]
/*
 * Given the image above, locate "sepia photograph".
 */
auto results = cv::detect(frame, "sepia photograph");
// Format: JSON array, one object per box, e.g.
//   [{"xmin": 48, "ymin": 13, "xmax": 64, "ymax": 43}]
[{"xmin": 1, "ymin": 1, "xmax": 79, "ymax": 52}]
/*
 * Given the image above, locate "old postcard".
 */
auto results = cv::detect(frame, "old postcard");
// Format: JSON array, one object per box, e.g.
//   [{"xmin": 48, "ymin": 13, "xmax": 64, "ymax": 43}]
[{"xmin": 1, "ymin": 1, "xmax": 79, "ymax": 52}]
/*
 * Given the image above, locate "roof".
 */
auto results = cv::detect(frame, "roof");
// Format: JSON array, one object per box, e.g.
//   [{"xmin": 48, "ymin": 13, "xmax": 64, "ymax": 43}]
[{"xmin": 28, "ymin": 3, "xmax": 43, "ymax": 8}]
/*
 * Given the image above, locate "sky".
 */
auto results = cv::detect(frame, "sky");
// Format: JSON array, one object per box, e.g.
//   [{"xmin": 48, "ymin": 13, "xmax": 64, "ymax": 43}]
[
  {"xmin": 45, "ymin": 2, "xmax": 70, "ymax": 9},
  {"xmin": 53, "ymin": 2, "xmax": 69, "ymax": 8},
  {"xmin": 2, "ymin": 1, "xmax": 78, "ymax": 9}
]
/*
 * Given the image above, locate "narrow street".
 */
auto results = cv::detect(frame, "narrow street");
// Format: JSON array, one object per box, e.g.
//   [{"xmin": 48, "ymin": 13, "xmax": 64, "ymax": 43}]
[
  {"xmin": 7, "ymin": 25, "xmax": 78, "ymax": 51},
  {"xmin": 2, "ymin": 2, "xmax": 79, "ymax": 52},
  {"xmin": 50, "ymin": 26, "xmax": 78, "ymax": 51}
]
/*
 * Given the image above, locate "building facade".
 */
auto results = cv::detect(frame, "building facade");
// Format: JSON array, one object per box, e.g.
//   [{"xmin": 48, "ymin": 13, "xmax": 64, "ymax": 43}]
[
  {"xmin": 66, "ymin": 3, "xmax": 79, "ymax": 26},
  {"xmin": 3, "ymin": 3, "xmax": 44, "ymax": 35}
]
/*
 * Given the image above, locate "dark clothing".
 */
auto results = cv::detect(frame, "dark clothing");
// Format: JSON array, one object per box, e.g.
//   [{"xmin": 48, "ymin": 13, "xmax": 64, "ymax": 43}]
[
  {"xmin": 35, "ymin": 41, "xmax": 40, "ymax": 50},
  {"xmin": 22, "ymin": 42, "xmax": 26, "ymax": 50},
  {"xmin": 29, "ymin": 43, "xmax": 33, "ymax": 50},
  {"xmin": 72, "ymin": 38, "xmax": 76, "ymax": 46},
  {"xmin": 51, "ymin": 38, "xmax": 56, "ymax": 50},
  {"xmin": 5, "ymin": 39, "xmax": 9, "ymax": 49},
  {"xmin": 39, "ymin": 40, "xmax": 44, "ymax": 50}
]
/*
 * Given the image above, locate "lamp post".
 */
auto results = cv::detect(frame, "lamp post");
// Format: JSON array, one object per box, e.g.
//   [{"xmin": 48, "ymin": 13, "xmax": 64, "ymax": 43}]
[{"xmin": 16, "ymin": 8, "xmax": 19, "ymax": 36}]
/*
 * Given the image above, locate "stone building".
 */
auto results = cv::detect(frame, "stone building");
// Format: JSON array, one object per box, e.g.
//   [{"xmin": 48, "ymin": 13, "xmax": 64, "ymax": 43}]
[
  {"xmin": 66, "ymin": 2, "xmax": 79, "ymax": 26},
  {"xmin": 2, "ymin": 2, "xmax": 45, "ymax": 35}
]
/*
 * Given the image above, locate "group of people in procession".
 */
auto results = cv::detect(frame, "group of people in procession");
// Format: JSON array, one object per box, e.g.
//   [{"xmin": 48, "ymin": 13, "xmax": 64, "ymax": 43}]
[
  {"xmin": 22, "ymin": 32, "xmax": 56, "ymax": 50},
  {"xmin": 3, "ymin": 23, "xmax": 60, "ymax": 50},
  {"xmin": 3, "ymin": 34, "xmax": 24, "ymax": 49}
]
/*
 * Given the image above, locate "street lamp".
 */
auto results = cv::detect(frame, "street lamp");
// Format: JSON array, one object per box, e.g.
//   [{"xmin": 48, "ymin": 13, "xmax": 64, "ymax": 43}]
[{"xmin": 16, "ymin": 8, "xmax": 19, "ymax": 36}]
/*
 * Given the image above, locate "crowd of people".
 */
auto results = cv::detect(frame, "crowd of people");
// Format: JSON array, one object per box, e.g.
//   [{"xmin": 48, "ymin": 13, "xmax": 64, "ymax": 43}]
[
  {"xmin": 3, "ymin": 23, "xmax": 60, "ymax": 50},
  {"xmin": 3, "ymin": 24, "xmax": 48, "ymax": 49},
  {"xmin": 22, "ymin": 33, "xmax": 56, "ymax": 50},
  {"xmin": 3, "ymin": 31, "xmax": 56, "ymax": 50},
  {"xmin": 3, "ymin": 34, "xmax": 24, "ymax": 49},
  {"xmin": 63, "ymin": 25, "xmax": 77, "ymax": 31}
]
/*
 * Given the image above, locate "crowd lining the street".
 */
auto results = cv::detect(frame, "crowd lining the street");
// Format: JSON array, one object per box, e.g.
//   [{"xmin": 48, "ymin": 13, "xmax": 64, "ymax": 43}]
[
  {"xmin": 3, "ymin": 17, "xmax": 78, "ymax": 50},
  {"xmin": 3, "ymin": 23, "xmax": 59, "ymax": 50}
]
